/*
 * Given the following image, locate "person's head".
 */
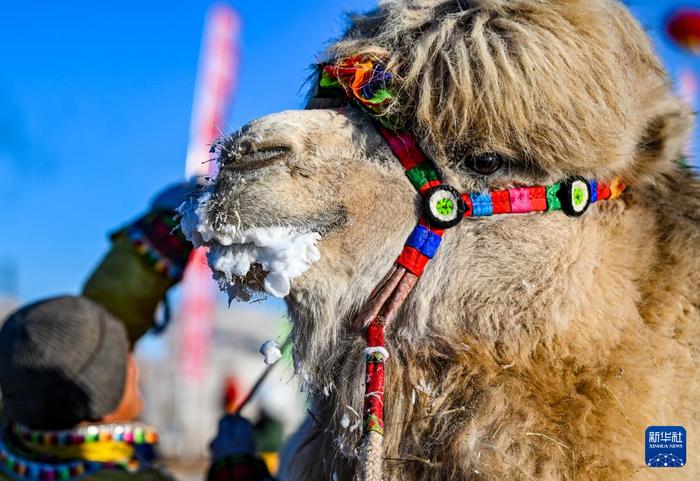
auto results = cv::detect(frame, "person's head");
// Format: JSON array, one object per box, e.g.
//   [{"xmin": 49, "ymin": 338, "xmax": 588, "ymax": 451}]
[{"xmin": 0, "ymin": 296, "xmax": 143, "ymax": 430}]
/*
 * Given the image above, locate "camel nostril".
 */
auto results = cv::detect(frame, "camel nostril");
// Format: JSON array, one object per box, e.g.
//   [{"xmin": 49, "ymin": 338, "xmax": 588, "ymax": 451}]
[
  {"xmin": 223, "ymin": 141, "xmax": 293, "ymax": 172},
  {"xmin": 237, "ymin": 138, "xmax": 254, "ymax": 157}
]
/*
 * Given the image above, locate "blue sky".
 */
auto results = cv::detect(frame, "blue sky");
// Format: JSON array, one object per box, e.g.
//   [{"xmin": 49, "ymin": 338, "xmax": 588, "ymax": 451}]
[{"xmin": 0, "ymin": 0, "xmax": 699, "ymax": 302}]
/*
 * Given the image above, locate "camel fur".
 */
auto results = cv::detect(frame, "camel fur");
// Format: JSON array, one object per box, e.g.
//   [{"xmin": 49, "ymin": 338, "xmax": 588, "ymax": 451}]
[{"xmin": 193, "ymin": 1, "xmax": 699, "ymax": 479}]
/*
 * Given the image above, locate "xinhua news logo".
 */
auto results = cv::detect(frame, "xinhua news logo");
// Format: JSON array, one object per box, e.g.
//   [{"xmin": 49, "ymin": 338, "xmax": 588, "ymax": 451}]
[{"xmin": 645, "ymin": 426, "xmax": 686, "ymax": 468}]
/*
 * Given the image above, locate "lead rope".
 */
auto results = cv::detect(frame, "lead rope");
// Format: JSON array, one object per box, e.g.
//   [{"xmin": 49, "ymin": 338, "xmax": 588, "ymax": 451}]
[
  {"xmin": 355, "ymin": 128, "xmax": 446, "ymax": 481},
  {"xmin": 356, "ymin": 267, "xmax": 417, "ymax": 481}
]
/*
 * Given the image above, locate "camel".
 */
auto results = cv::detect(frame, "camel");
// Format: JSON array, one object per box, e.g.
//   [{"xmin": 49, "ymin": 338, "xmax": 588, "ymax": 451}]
[{"xmin": 182, "ymin": 1, "xmax": 699, "ymax": 480}]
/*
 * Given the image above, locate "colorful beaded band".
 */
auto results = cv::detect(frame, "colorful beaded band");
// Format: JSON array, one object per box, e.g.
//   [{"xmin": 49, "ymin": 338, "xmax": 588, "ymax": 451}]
[
  {"xmin": 461, "ymin": 177, "xmax": 625, "ymax": 218},
  {"xmin": 12, "ymin": 423, "xmax": 158, "ymax": 447},
  {"xmin": 122, "ymin": 224, "xmax": 183, "ymax": 281},
  {"xmin": 0, "ymin": 439, "xmax": 137, "ymax": 481}
]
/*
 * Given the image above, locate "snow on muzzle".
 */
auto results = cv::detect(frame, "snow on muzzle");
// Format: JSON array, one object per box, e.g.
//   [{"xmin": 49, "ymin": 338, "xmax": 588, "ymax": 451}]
[{"xmin": 178, "ymin": 190, "xmax": 321, "ymax": 300}]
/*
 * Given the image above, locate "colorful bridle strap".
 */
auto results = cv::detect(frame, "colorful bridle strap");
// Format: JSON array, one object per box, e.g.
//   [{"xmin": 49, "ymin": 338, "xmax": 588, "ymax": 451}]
[
  {"xmin": 361, "ymin": 127, "xmax": 626, "ymax": 438},
  {"xmin": 378, "ymin": 125, "xmax": 626, "ymax": 276}
]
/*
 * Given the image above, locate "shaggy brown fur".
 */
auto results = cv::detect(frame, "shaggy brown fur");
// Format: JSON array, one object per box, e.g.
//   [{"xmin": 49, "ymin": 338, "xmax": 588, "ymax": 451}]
[
  {"xmin": 198, "ymin": 1, "xmax": 699, "ymax": 480},
  {"xmin": 333, "ymin": 0, "xmax": 693, "ymax": 183}
]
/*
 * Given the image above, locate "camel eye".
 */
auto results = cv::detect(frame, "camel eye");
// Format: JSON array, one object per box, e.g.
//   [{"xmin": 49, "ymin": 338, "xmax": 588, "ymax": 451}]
[{"xmin": 461, "ymin": 152, "xmax": 504, "ymax": 175}]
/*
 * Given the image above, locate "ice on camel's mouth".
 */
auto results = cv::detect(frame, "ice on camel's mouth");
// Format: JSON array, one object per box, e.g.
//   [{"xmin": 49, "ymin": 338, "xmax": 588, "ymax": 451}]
[
  {"xmin": 178, "ymin": 191, "xmax": 321, "ymax": 301},
  {"xmin": 206, "ymin": 228, "xmax": 321, "ymax": 300}
]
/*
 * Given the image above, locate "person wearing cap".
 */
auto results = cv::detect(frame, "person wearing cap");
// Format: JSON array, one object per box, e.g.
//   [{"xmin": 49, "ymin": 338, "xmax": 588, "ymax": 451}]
[
  {"xmin": 0, "ymin": 295, "xmax": 275, "ymax": 481},
  {"xmin": 0, "ymin": 295, "xmax": 165, "ymax": 481},
  {"xmin": 0, "ymin": 181, "xmax": 273, "ymax": 481},
  {"xmin": 0, "ymin": 180, "xmax": 198, "ymax": 481}
]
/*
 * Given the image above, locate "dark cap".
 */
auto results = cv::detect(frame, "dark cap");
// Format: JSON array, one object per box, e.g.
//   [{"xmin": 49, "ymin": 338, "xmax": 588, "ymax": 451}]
[{"xmin": 0, "ymin": 296, "xmax": 128, "ymax": 429}]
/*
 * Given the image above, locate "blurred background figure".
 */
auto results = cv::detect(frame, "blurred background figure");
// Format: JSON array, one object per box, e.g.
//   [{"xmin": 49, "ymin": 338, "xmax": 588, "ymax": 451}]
[
  {"xmin": 0, "ymin": 260, "xmax": 18, "ymax": 320},
  {"xmin": 1, "ymin": 0, "xmax": 699, "ymax": 478},
  {"xmin": 0, "ymin": 259, "xmax": 19, "ymax": 373}
]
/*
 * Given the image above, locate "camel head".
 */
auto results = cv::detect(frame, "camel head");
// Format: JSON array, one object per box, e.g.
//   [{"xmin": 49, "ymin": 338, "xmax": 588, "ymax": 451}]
[{"xmin": 183, "ymin": 0, "xmax": 693, "ymax": 401}]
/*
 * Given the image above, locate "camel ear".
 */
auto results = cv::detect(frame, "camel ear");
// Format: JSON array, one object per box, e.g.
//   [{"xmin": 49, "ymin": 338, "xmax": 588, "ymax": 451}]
[{"xmin": 634, "ymin": 96, "xmax": 694, "ymax": 181}]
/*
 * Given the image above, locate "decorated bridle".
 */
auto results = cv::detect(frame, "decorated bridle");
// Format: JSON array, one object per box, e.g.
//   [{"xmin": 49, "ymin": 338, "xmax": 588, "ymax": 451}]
[{"xmin": 319, "ymin": 56, "xmax": 625, "ymax": 480}]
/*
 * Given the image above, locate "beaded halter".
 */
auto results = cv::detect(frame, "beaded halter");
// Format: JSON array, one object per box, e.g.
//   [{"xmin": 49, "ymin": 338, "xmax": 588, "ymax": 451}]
[
  {"xmin": 320, "ymin": 56, "xmax": 626, "ymax": 481},
  {"xmin": 0, "ymin": 423, "xmax": 157, "ymax": 481}
]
